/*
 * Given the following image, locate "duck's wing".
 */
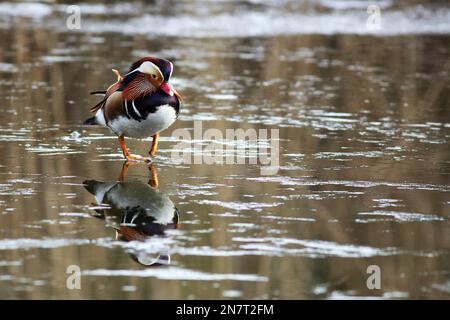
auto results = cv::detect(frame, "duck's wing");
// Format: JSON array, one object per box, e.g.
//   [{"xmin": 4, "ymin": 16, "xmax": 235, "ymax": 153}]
[{"xmin": 89, "ymin": 69, "xmax": 124, "ymax": 113}]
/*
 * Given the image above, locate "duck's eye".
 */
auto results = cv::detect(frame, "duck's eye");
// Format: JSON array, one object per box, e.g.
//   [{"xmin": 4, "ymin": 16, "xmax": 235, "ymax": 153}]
[{"xmin": 151, "ymin": 74, "xmax": 157, "ymax": 79}]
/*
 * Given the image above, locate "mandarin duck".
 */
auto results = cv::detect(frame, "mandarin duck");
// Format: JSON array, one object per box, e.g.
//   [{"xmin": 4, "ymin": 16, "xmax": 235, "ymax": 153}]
[
  {"xmin": 83, "ymin": 164, "xmax": 179, "ymax": 266},
  {"xmin": 84, "ymin": 57, "xmax": 182, "ymax": 162}
]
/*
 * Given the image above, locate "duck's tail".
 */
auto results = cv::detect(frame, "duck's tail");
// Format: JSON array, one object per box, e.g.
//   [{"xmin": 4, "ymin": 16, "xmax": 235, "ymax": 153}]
[{"xmin": 83, "ymin": 116, "xmax": 98, "ymax": 125}]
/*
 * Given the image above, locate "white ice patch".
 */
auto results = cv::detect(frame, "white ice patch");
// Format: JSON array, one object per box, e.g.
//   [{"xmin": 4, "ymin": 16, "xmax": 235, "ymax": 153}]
[
  {"xmin": 82, "ymin": 267, "xmax": 267, "ymax": 282},
  {"xmin": 0, "ymin": 3, "xmax": 52, "ymax": 18},
  {"xmin": 64, "ymin": 6, "xmax": 450, "ymax": 37},
  {"xmin": 2, "ymin": 2, "xmax": 450, "ymax": 36}
]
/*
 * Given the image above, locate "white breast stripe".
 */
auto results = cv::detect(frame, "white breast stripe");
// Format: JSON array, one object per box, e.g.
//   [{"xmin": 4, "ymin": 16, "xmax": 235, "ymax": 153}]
[
  {"xmin": 131, "ymin": 100, "xmax": 143, "ymax": 119},
  {"xmin": 123, "ymin": 100, "xmax": 131, "ymax": 118},
  {"xmin": 130, "ymin": 212, "xmax": 140, "ymax": 224}
]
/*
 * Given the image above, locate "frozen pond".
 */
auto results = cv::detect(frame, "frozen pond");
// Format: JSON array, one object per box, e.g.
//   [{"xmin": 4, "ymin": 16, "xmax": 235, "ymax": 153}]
[{"xmin": 0, "ymin": 0, "xmax": 449, "ymax": 299}]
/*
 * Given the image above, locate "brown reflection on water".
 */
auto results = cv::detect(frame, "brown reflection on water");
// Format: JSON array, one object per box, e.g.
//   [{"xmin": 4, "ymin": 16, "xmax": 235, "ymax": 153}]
[{"xmin": 0, "ymin": 18, "xmax": 449, "ymax": 299}]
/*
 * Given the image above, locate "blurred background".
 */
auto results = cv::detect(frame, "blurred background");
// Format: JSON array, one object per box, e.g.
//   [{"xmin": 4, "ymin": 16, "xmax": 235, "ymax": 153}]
[{"xmin": 0, "ymin": 0, "xmax": 449, "ymax": 299}]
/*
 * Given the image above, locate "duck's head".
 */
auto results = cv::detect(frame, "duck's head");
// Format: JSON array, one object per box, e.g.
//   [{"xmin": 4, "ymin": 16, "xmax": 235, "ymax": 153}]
[{"xmin": 121, "ymin": 57, "xmax": 181, "ymax": 100}]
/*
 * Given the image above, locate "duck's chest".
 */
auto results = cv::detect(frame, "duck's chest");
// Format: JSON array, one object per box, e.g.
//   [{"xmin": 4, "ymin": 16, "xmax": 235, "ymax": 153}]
[{"xmin": 108, "ymin": 104, "xmax": 177, "ymax": 138}]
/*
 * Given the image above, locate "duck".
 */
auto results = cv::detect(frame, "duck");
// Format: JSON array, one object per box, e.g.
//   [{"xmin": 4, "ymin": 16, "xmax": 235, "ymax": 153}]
[
  {"xmin": 84, "ymin": 57, "xmax": 182, "ymax": 162},
  {"xmin": 83, "ymin": 164, "xmax": 180, "ymax": 266}
]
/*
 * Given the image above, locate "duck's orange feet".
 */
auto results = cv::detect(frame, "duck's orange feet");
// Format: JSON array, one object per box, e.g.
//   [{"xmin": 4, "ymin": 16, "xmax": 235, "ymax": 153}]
[
  {"xmin": 149, "ymin": 133, "xmax": 159, "ymax": 157},
  {"xmin": 118, "ymin": 162, "xmax": 130, "ymax": 181},
  {"xmin": 118, "ymin": 135, "xmax": 151, "ymax": 163},
  {"xmin": 126, "ymin": 154, "xmax": 152, "ymax": 163},
  {"xmin": 148, "ymin": 164, "xmax": 159, "ymax": 188}
]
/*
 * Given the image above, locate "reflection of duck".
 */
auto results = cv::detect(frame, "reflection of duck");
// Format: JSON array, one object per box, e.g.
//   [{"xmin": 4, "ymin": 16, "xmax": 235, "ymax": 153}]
[{"xmin": 83, "ymin": 164, "xmax": 179, "ymax": 266}]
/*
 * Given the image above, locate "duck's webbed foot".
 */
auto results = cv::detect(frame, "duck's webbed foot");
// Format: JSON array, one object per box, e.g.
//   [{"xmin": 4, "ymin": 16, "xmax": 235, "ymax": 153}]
[
  {"xmin": 118, "ymin": 135, "xmax": 152, "ymax": 163},
  {"xmin": 149, "ymin": 133, "xmax": 159, "ymax": 157}
]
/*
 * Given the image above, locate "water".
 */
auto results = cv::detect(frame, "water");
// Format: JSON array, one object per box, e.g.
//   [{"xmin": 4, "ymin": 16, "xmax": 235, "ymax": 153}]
[{"xmin": 0, "ymin": 0, "xmax": 449, "ymax": 299}]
